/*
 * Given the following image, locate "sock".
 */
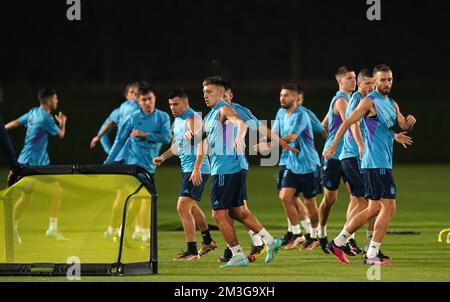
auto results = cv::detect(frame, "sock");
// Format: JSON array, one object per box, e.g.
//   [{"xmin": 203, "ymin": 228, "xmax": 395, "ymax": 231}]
[
  {"xmin": 248, "ymin": 230, "xmax": 264, "ymax": 246},
  {"xmin": 366, "ymin": 241, "xmax": 381, "ymax": 258},
  {"xmin": 310, "ymin": 227, "xmax": 317, "ymax": 239},
  {"xmin": 229, "ymin": 244, "xmax": 245, "ymax": 257},
  {"xmin": 187, "ymin": 242, "xmax": 198, "ymax": 255},
  {"xmin": 318, "ymin": 225, "xmax": 327, "ymax": 238},
  {"xmin": 49, "ymin": 217, "xmax": 58, "ymax": 231},
  {"xmin": 292, "ymin": 224, "xmax": 301, "ymax": 235},
  {"xmin": 300, "ymin": 219, "xmax": 312, "ymax": 235},
  {"xmin": 287, "ymin": 219, "xmax": 293, "ymax": 232},
  {"xmin": 201, "ymin": 229, "xmax": 213, "ymax": 245},
  {"xmin": 334, "ymin": 230, "xmax": 352, "ymax": 247},
  {"xmin": 257, "ymin": 228, "xmax": 274, "ymax": 246}
]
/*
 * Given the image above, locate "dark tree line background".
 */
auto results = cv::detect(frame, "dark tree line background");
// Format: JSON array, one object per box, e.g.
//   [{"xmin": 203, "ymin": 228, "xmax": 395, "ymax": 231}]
[{"xmin": 0, "ymin": 0, "xmax": 449, "ymax": 165}]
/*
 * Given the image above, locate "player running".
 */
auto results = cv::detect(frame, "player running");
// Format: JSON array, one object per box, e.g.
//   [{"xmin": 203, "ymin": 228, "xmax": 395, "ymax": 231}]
[
  {"xmin": 103, "ymin": 82, "xmax": 171, "ymax": 245},
  {"xmin": 324, "ymin": 64, "xmax": 416, "ymax": 265},
  {"xmin": 317, "ymin": 66, "xmax": 356, "ymax": 254},
  {"xmin": 194, "ymin": 76, "xmax": 283, "ymax": 268},
  {"xmin": 153, "ymin": 87, "xmax": 217, "ymax": 260},
  {"xmin": 5, "ymin": 88, "xmax": 68, "ymax": 242}
]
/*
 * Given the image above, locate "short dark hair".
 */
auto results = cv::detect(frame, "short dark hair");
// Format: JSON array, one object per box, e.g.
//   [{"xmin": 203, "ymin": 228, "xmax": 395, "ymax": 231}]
[
  {"xmin": 203, "ymin": 76, "xmax": 226, "ymax": 89},
  {"xmin": 357, "ymin": 69, "xmax": 373, "ymax": 81},
  {"xmin": 335, "ymin": 66, "xmax": 355, "ymax": 78},
  {"xmin": 136, "ymin": 81, "xmax": 154, "ymax": 96},
  {"xmin": 281, "ymin": 83, "xmax": 303, "ymax": 95},
  {"xmin": 167, "ymin": 87, "xmax": 188, "ymax": 100},
  {"xmin": 373, "ymin": 64, "xmax": 392, "ymax": 74},
  {"xmin": 222, "ymin": 79, "xmax": 232, "ymax": 92},
  {"xmin": 38, "ymin": 88, "xmax": 57, "ymax": 103}
]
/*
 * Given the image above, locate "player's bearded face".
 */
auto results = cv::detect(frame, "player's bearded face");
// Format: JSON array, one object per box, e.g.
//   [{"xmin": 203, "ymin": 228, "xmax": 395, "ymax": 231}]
[
  {"xmin": 203, "ymin": 85, "xmax": 223, "ymax": 107},
  {"xmin": 49, "ymin": 95, "xmax": 58, "ymax": 110},
  {"xmin": 139, "ymin": 92, "xmax": 156, "ymax": 113},
  {"xmin": 280, "ymin": 89, "xmax": 296, "ymax": 109},
  {"xmin": 375, "ymin": 71, "xmax": 393, "ymax": 95},
  {"xmin": 169, "ymin": 98, "xmax": 186, "ymax": 117}
]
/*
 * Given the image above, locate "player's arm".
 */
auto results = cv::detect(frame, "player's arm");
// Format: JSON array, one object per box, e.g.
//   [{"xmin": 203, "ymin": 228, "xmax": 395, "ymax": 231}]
[
  {"xmin": 105, "ymin": 118, "xmax": 132, "ymax": 164},
  {"xmin": 54, "ymin": 112, "xmax": 67, "ymax": 139},
  {"xmin": 257, "ymin": 124, "xmax": 299, "ymax": 154},
  {"xmin": 190, "ymin": 135, "xmax": 209, "ymax": 186},
  {"xmin": 393, "ymin": 101, "xmax": 416, "ymax": 131},
  {"xmin": 321, "ymin": 113, "xmax": 329, "ymax": 138},
  {"xmin": 153, "ymin": 139, "xmax": 178, "ymax": 167},
  {"xmin": 90, "ymin": 120, "xmax": 117, "ymax": 149},
  {"xmin": 137, "ymin": 114, "xmax": 172, "ymax": 145},
  {"xmin": 324, "ymin": 97, "xmax": 374, "ymax": 160},
  {"xmin": 394, "ymin": 132, "xmax": 413, "ymax": 149},
  {"xmin": 5, "ymin": 119, "xmax": 21, "ymax": 130},
  {"xmin": 351, "ymin": 122, "xmax": 365, "ymax": 159},
  {"xmin": 220, "ymin": 105, "xmax": 248, "ymax": 152}
]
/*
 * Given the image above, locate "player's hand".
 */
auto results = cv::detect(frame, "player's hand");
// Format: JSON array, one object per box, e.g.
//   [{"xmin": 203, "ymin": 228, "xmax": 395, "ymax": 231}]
[
  {"xmin": 183, "ymin": 129, "xmax": 195, "ymax": 141},
  {"xmin": 405, "ymin": 115, "xmax": 416, "ymax": 130},
  {"xmin": 152, "ymin": 156, "xmax": 165, "ymax": 167},
  {"xmin": 324, "ymin": 143, "xmax": 337, "ymax": 161},
  {"xmin": 357, "ymin": 143, "xmax": 365, "ymax": 160},
  {"xmin": 279, "ymin": 140, "xmax": 300, "ymax": 154},
  {"xmin": 55, "ymin": 112, "xmax": 67, "ymax": 125},
  {"xmin": 234, "ymin": 136, "xmax": 246, "ymax": 153},
  {"xmin": 253, "ymin": 142, "xmax": 272, "ymax": 154},
  {"xmin": 395, "ymin": 131, "xmax": 413, "ymax": 149},
  {"xmin": 189, "ymin": 168, "xmax": 203, "ymax": 186},
  {"xmin": 90, "ymin": 136, "xmax": 100, "ymax": 149},
  {"xmin": 130, "ymin": 130, "xmax": 148, "ymax": 138}
]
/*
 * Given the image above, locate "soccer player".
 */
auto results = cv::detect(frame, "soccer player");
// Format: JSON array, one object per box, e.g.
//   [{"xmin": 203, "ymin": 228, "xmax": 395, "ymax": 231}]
[
  {"xmin": 317, "ymin": 66, "xmax": 356, "ymax": 253},
  {"xmin": 217, "ymin": 80, "xmax": 298, "ymax": 263},
  {"xmin": 324, "ymin": 64, "xmax": 416, "ymax": 265},
  {"xmin": 256, "ymin": 84, "xmax": 321, "ymax": 250},
  {"xmin": 97, "ymin": 108, "xmax": 120, "ymax": 155},
  {"xmin": 153, "ymin": 87, "xmax": 217, "ymax": 260},
  {"xmin": 5, "ymin": 88, "xmax": 68, "ymax": 242},
  {"xmin": 103, "ymin": 82, "xmax": 171, "ymax": 244},
  {"xmin": 193, "ymin": 76, "xmax": 283, "ymax": 268}
]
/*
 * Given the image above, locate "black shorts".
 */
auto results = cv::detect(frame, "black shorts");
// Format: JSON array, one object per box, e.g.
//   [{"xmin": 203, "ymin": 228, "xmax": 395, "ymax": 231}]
[
  {"xmin": 363, "ymin": 168, "xmax": 396, "ymax": 201},
  {"xmin": 277, "ymin": 166, "xmax": 287, "ymax": 191},
  {"xmin": 210, "ymin": 170, "xmax": 247, "ymax": 210},
  {"xmin": 179, "ymin": 172, "xmax": 209, "ymax": 201},
  {"xmin": 321, "ymin": 158, "xmax": 348, "ymax": 191},
  {"xmin": 341, "ymin": 157, "xmax": 365, "ymax": 198},
  {"xmin": 281, "ymin": 168, "xmax": 320, "ymax": 199}
]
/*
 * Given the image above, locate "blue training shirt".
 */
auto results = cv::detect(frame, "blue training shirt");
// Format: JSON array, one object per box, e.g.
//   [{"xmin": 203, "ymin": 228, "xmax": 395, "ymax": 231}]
[
  {"xmin": 98, "ymin": 108, "xmax": 120, "ymax": 155},
  {"xmin": 17, "ymin": 107, "xmax": 60, "ymax": 166},
  {"xmin": 173, "ymin": 107, "xmax": 210, "ymax": 174},
  {"xmin": 204, "ymin": 100, "xmax": 243, "ymax": 175},
  {"xmin": 322, "ymin": 91, "xmax": 350, "ymax": 160},
  {"xmin": 340, "ymin": 91, "xmax": 366, "ymax": 160},
  {"xmin": 105, "ymin": 108, "xmax": 171, "ymax": 173},
  {"xmin": 286, "ymin": 108, "xmax": 321, "ymax": 174},
  {"xmin": 361, "ymin": 91, "xmax": 397, "ymax": 169}
]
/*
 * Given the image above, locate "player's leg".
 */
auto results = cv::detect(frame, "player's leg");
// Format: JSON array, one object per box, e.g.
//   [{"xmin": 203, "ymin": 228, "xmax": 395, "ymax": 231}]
[
  {"xmin": 295, "ymin": 197, "xmax": 312, "ymax": 237},
  {"xmin": 279, "ymin": 187, "xmax": 306, "ymax": 249},
  {"xmin": 364, "ymin": 198, "xmax": 396, "ymax": 265},
  {"xmin": 45, "ymin": 181, "xmax": 68, "ymax": 240},
  {"xmin": 12, "ymin": 191, "xmax": 32, "ymax": 244},
  {"xmin": 277, "ymin": 166, "xmax": 294, "ymax": 244},
  {"xmin": 241, "ymin": 202, "xmax": 266, "ymax": 262},
  {"xmin": 174, "ymin": 196, "xmax": 200, "ymax": 260},
  {"xmin": 104, "ymin": 189, "xmax": 127, "ymax": 241},
  {"xmin": 301, "ymin": 196, "xmax": 320, "ymax": 250}
]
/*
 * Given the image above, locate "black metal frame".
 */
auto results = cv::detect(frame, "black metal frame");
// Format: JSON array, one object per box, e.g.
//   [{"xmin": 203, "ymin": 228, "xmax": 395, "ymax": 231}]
[{"xmin": 0, "ymin": 164, "xmax": 158, "ymax": 276}]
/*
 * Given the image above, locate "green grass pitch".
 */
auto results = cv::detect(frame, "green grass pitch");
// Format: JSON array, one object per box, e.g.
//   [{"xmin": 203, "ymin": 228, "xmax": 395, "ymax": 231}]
[{"xmin": 0, "ymin": 164, "xmax": 449, "ymax": 282}]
